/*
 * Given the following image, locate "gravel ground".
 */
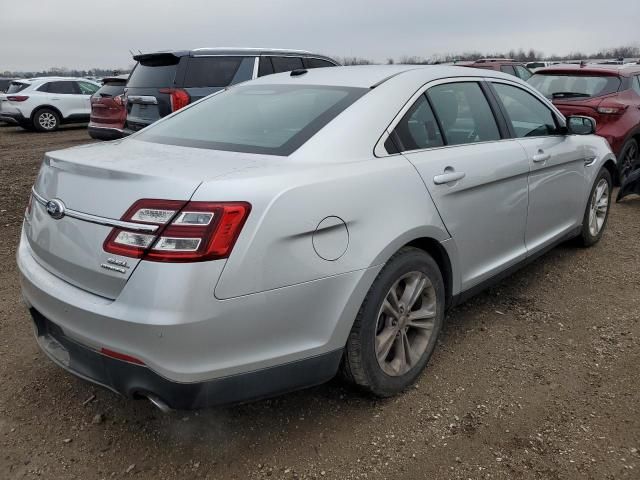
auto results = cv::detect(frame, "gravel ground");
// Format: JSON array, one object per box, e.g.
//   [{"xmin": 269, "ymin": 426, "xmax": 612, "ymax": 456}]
[{"xmin": 0, "ymin": 125, "xmax": 638, "ymax": 480}]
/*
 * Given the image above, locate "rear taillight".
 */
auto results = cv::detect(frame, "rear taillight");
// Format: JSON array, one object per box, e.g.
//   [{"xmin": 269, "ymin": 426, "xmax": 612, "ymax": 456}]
[
  {"xmin": 114, "ymin": 94, "xmax": 124, "ymax": 106},
  {"xmin": 103, "ymin": 199, "xmax": 251, "ymax": 262},
  {"xmin": 597, "ymin": 104, "xmax": 626, "ymax": 115},
  {"xmin": 7, "ymin": 95, "xmax": 28, "ymax": 102},
  {"xmin": 158, "ymin": 88, "xmax": 190, "ymax": 112}
]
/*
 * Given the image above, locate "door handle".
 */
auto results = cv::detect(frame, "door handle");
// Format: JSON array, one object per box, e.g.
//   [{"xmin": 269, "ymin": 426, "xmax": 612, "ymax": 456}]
[
  {"xmin": 532, "ymin": 150, "xmax": 550, "ymax": 163},
  {"xmin": 433, "ymin": 169, "xmax": 465, "ymax": 185}
]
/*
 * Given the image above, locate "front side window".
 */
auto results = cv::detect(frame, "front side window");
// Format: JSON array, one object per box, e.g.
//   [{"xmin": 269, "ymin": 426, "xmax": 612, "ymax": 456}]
[
  {"xmin": 304, "ymin": 58, "xmax": 336, "ymax": 69},
  {"xmin": 391, "ymin": 95, "xmax": 443, "ymax": 152},
  {"xmin": 515, "ymin": 66, "xmax": 532, "ymax": 81},
  {"xmin": 493, "ymin": 83, "xmax": 560, "ymax": 137},
  {"xmin": 427, "ymin": 82, "xmax": 501, "ymax": 146},
  {"xmin": 271, "ymin": 57, "xmax": 304, "ymax": 73},
  {"xmin": 77, "ymin": 81, "xmax": 99, "ymax": 95},
  {"xmin": 528, "ymin": 73, "xmax": 621, "ymax": 99},
  {"xmin": 184, "ymin": 56, "xmax": 254, "ymax": 87},
  {"xmin": 40, "ymin": 81, "xmax": 78, "ymax": 94},
  {"xmin": 137, "ymin": 84, "xmax": 367, "ymax": 156}
]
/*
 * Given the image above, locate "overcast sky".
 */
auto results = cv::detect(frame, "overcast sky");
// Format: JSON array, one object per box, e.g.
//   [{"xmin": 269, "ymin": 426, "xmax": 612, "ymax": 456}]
[{"xmin": 2, "ymin": 0, "xmax": 639, "ymax": 71}]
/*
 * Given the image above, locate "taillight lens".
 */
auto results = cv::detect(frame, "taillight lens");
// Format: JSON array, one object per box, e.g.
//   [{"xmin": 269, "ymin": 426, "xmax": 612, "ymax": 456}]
[
  {"xmin": 158, "ymin": 88, "xmax": 190, "ymax": 112},
  {"xmin": 114, "ymin": 94, "xmax": 124, "ymax": 106},
  {"xmin": 103, "ymin": 199, "xmax": 251, "ymax": 262},
  {"xmin": 7, "ymin": 95, "xmax": 29, "ymax": 102},
  {"xmin": 597, "ymin": 104, "xmax": 626, "ymax": 115}
]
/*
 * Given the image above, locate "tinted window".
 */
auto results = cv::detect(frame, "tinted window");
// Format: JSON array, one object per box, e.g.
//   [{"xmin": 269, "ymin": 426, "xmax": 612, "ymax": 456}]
[
  {"xmin": 392, "ymin": 95, "xmax": 443, "ymax": 152},
  {"xmin": 138, "ymin": 84, "xmax": 366, "ymax": 156},
  {"xmin": 40, "ymin": 81, "xmax": 77, "ymax": 94},
  {"xmin": 528, "ymin": 74, "xmax": 621, "ymax": 99},
  {"xmin": 271, "ymin": 57, "xmax": 304, "ymax": 73},
  {"xmin": 258, "ymin": 57, "xmax": 274, "ymax": 77},
  {"xmin": 127, "ymin": 54, "xmax": 179, "ymax": 87},
  {"xmin": 515, "ymin": 66, "xmax": 532, "ymax": 81},
  {"xmin": 78, "ymin": 81, "xmax": 99, "ymax": 95},
  {"xmin": 304, "ymin": 58, "xmax": 336, "ymax": 69},
  {"xmin": 493, "ymin": 83, "xmax": 560, "ymax": 137},
  {"xmin": 184, "ymin": 56, "xmax": 254, "ymax": 87},
  {"xmin": 427, "ymin": 82, "xmax": 501, "ymax": 146},
  {"xmin": 6, "ymin": 82, "xmax": 28, "ymax": 94},
  {"xmin": 500, "ymin": 65, "xmax": 516, "ymax": 76},
  {"xmin": 633, "ymin": 76, "xmax": 640, "ymax": 96},
  {"xmin": 95, "ymin": 83, "xmax": 125, "ymax": 98}
]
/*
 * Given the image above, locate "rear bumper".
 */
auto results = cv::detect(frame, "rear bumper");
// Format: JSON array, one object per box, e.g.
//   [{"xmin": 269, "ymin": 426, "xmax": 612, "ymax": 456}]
[
  {"xmin": 0, "ymin": 110, "xmax": 27, "ymax": 125},
  {"xmin": 88, "ymin": 125, "xmax": 124, "ymax": 140},
  {"xmin": 30, "ymin": 308, "xmax": 342, "ymax": 409}
]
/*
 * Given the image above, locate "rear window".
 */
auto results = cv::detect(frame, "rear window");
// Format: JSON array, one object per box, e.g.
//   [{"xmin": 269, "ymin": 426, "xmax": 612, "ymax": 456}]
[
  {"xmin": 127, "ymin": 54, "xmax": 180, "ymax": 88},
  {"xmin": 183, "ymin": 56, "xmax": 254, "ymax": 87},
  {"xmin": 528, "ymin": 74, "xmax": 621, "ymax": 99},
  {"xmin": 138, "ymin": 84, "xmax": 366, "ymax": 156},
  {"xmin": 95, "ymin": 83, "xmax": 125, "ymax": 98},
  {"xmin": 6, "ymin": 82, "xmax": 28, "ymax": 94}
]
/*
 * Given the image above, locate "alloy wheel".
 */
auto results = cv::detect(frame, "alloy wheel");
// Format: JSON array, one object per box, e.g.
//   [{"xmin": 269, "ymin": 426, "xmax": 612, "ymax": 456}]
[
  {"xmin": 374, "ymin": 271, "xmax": 437, "ymax": 376},
  {"xmin": 588, "ymin": 178, "xmax": 609, "ymax": 237},
  {"xmin": 38, "ymin": 112, "xmax": 57, "ymax": 130},
  {"xmin": 621, "ymin": 142, "xmax": 638, "ymax": 181}
]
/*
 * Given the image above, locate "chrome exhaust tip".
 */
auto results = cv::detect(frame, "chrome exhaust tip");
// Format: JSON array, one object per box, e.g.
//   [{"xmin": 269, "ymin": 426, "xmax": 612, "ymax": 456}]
[{"xmin": 145, "ymin": 393, "xmax": 171, "ymax": 413}]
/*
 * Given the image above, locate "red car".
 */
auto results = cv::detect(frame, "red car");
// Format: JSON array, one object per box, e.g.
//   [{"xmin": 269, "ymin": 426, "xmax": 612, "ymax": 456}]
[
  {"xmin": 529, "ymin": 64, "xmax": 640, "ymax": 182},
  {"xmin": 88, "ymin": 74, "xmax": 128, "ymax": 140},
  {"xmin": 460, "ymin": 58, "xmax": 533, "ymax": 81}
]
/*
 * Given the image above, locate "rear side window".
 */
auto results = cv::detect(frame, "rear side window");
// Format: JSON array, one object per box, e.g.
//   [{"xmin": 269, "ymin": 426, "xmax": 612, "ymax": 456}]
[
  {"xmin": 39, "ymin": 81, "xmax": 78, "ymax": 94},
  {"xmin": 427, "ymin": 82, "xmax": 501, "ymax": 146},
  {"xmin": 258, "ymin": 57, "xmax": 274, "ymax": 77},
  {"xmin": 78, "ymin": 82, "xmax": 99, "ymax": 95},
  {"xmin": 138, "ymin": 84, "xmax": 366, "ymax": 156},
  {"xmin": 271, "ymin": 57, "xmax": 304, "ymax": 73},
  {"xmin": 515, "ymin": 66, "xmax": 532, "ymax": 81},
  {"xmin": 500, "ymin": 65, "xmax": 516, "ymax": 76},
  {"xmin": 528, "ymin": 74, "xmax": 621, "ymax": 99},
  {"xmin": 95, "ymin": 83, "xmax": 125, "ymax": 98},
  {"xmin": 391, "ymin": 95, "xmax": 444, "ymax": 152},
  {"xmin": 6, "ymin": 82, "xmax": 28, "ymax": 94},
  {"xmin": 183, "ymin": 56, "xmax": 254, "ymax": 87},
  {"xmin": 304, "ymin": 58, "xmax": 336, "ymax": 69},
  {"xmin": 493, "ymin": 83, "xmax": 560, "ymax": 137},
  {"xmin": 127, "ymin": 54, "xmax": 180, "ymax": 88}
]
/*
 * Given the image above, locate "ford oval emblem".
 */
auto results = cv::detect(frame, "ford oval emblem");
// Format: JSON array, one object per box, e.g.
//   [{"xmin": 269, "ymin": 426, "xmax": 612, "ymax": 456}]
[{"xmin": 46, "ymin": 199, "xmax": 65, "ymax": 220}]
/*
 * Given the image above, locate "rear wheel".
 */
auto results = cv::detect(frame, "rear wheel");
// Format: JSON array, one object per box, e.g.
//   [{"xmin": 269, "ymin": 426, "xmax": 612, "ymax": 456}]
[
  {"xmin": 342, "ymin": 247, "xmax": 444, "ymax": 397},
  {"xmin": 33, "ymin": 108, "xmax": 60, "ymax": 132},
  {"xmin": 618, "ymin": 139, "xmax": 639, "ymax": 185},
  {"xmin": 578, "ymin": 168, "xmax": 612, "ymax": 247}
]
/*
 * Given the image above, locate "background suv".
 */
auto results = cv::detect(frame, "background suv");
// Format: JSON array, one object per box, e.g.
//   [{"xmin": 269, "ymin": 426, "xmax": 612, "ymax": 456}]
[
  {"xmin": 88, "ymin": 74, "xmax": 128, "ymax": 140},
  {"xmin": 0, "ymin": 77, "xmax": 100, "ymax": 131},
  {"xmin": 529, "ymin": 64, "xmax": 640, "ymax": 182},
  {"xmin": 123, "ymin": 47, "xmax": 339, "ymax": 134},
  {"xmin": 460, "ymin": 58, "xmax": 533, "ymax": 80}
]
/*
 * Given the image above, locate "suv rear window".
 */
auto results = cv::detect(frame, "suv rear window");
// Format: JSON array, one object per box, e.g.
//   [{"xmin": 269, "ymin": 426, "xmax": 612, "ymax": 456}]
[
  {"xmin": 127, "ymin": 54, "xmax": 180, "ymax": 88},
  {"xmin": 528, "ymin": 74, "xmax": 621, "ymax": 99},
  {"xmin": 183, "ymin": 56, "xmax": 254, "ymax": 87},
  {"xmin": 95, "ymin": 83, "xmax": 125, "ymax": 98},
  {"xmin": 6, "ymin": 82, "xmax": 28, "ymax": 94},
  {"xmin": 138, "ymin": 84, "xmax": 366, "ymax": 156}
]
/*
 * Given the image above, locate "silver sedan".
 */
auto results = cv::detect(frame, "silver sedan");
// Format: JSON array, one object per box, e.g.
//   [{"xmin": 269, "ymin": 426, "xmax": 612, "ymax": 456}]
[{"xmin": 18, "ymin": 65, "xmax": 616, "ymax": 409}]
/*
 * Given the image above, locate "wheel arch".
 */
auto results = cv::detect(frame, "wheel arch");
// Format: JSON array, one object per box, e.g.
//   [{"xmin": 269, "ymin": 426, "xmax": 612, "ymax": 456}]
[{"xmin": 404, "ymin": 237, "xmax": 454, "ymax": 310}]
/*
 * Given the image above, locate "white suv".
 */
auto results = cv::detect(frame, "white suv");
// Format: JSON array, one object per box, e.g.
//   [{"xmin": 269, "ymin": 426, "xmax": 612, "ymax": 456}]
[{"xmin": 0, "ymin": 77, "xmax": 100, "ymax": 132}]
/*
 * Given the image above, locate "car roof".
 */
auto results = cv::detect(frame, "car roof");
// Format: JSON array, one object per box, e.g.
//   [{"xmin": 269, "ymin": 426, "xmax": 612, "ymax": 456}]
[
  {"xmin": 244, "ymin": 64, "xmax": 521, "ymax": 89},
  {"xmin": 535, "ymin": 63, "xmax": 640, "ymax": 77},
  {"xmin": 134, "ymin": 47, "xmax": 338, "ymax": 63}
]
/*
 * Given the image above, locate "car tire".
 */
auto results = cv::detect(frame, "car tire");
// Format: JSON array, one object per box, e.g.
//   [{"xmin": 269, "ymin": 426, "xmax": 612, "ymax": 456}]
[
  {"xmin": 618, "ymin": 139, "xmax": 639, "ymax": 185},
  {"xmin": 33, "ymin": 108, "xmax": 60, "ymax": 132},
  {"xmin": 342, "ymin": 247, "xmax": 445, "ymax": 397},
  {"xmin": 578, "ymin": 168, "xmax": 612, "ymax": 247}
]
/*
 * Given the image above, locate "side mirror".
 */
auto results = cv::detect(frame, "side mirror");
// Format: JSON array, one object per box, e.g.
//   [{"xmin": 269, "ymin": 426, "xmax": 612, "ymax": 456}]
[{"xmin": 566, "ymin": 115, "xmax": 596, "ymax": 135}]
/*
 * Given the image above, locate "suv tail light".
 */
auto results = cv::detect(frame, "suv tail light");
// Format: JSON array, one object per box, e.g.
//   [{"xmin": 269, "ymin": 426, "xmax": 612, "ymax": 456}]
[
  {"xmin": 158, "ymin": 88, "xmax": 190, "ymax": 112},
  {"xmin": 597, "ymin": 103, "xmax": 627, "ymax": 115},
  {"xmin": 103, "ymin": 199, "xmax": 251, "ymax": 262},
  {"xmin": 114, "ymin": 94, "xmax": 124, "ymax": 106},
  {"xmin": 7, "ymin": 95, "xmax": 28, "ymax": 102}
]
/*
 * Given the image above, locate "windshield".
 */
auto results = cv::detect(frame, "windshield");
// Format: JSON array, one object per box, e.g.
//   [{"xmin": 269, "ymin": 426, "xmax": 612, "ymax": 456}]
[
  {"xmin": 528, "ymin": 74, "xmax": 621, "ymax": 99},
  {"xmin": 137, "ymin": 84, "xmax": 367, "ymax": 156},
  {"xmin": 6, "ymin": 82, "xmax": 29, "ymax": 94}
]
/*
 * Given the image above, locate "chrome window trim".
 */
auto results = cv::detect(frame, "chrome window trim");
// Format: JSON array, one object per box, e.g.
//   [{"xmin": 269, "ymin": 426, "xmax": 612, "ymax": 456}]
[{"xmin": 31, "ymin": 188, "xmax": 159, "ymax": 233}]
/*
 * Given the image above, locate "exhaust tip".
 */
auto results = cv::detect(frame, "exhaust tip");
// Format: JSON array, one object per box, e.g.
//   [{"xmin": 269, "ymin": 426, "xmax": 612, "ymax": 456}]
[{"xmin": 145, "ymin": 393, "xmax": 171, "ymax": 413}]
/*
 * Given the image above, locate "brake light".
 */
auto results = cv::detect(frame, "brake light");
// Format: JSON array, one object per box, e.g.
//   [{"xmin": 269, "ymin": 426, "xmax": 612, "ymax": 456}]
[
  {"xmin": 114, "ymin": 94, "xmax": 124, "ymax": 106},
  {"xmin": 103, "ymin": 199, "xmax": 251, "ymax": 262},
  {"xmin": 7, "ymin": 95, "xmax": 28, "ymax": 102},
  {"xmin": 597, "ymin": 104, "xmax": 626, "ymax": 115},
  {"xmin": 158, "ymin": 88, "xmax": 190, "ymax": 112}
]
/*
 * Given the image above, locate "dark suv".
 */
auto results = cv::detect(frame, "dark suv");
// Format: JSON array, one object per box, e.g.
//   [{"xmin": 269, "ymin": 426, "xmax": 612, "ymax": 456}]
[
  {"xmin": 124, "ymin": 48, "xmax": 339, "ymax": 134},
  {"xmin": 461, "ymin": 59, "xmax": 533, "ymax": 81}
]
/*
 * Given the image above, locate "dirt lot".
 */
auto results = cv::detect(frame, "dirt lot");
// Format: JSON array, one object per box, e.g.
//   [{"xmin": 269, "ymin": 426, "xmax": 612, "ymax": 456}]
[{"xmin": 0, "ymin": 125, "xmax": 638, "ymax": 480}]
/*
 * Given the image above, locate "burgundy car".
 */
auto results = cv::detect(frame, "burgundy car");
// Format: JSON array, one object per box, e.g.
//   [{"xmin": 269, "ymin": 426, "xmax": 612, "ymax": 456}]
[
  {"xmin": 460, "ymin": 58, "xmax": 533, "ymax": 81},
  {"xmin": 529, "ymin": 64, "xmax": 640, "ymax": 182},
  {"xmin": 88, "ymin": 74, "xmax": 128, "ymax": 140}
]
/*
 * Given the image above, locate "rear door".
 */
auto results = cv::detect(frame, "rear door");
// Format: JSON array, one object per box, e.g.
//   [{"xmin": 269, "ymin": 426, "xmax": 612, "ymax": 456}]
[
  {"xmin": 390, "ymin": 79, "xmax": 530, "ymax": 291},
  {"xmin": 489, "ymin": 80, "xmax": 586, "ymax": 252},
  {"xmin": 76, "ymin": 81, "xmax": 100, "ymax": 115},
  {"xmin": 41, "ymin": 81, "xmax": 83, "ymax": 118}
]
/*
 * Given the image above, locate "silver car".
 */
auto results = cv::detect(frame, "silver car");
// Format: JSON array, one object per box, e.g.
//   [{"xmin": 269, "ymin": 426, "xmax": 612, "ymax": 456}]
[{"xmin": 18, "ymin": 65, "xmax": 616, "ymax": 410}]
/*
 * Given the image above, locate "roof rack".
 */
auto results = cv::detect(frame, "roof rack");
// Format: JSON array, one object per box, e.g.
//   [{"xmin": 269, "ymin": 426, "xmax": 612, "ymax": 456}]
[
  {"xmin": 475, "ymin": 58, "xmax": 515, "ymax": 63},
  {"xmin": 191, "ymin": 47, "xmax": 312, "ymax": 53}
]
